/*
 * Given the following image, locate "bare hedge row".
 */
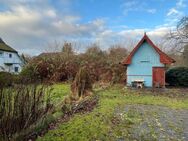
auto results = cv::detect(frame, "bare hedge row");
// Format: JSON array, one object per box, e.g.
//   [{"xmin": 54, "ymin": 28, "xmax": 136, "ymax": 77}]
[{"xmin": 21, "ymin": 46, "xmax": 128, "ymax": 84}]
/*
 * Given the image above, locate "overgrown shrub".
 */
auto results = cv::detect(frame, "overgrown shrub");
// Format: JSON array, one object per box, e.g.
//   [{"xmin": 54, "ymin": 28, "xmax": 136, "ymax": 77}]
[
  {"xmin": 19, "ymin": 64, "xmax": 40, "ymax": 84},
  {"xmin": 71, "ymin": 66, "xmax": 93, "ymax": 98},
  {"xmin": 61, "ymin": 66, "xmax": 93, "ymax": 111},
  {"xmin": 50, "ymin": 57, "xmax": 79, "ymax": 82},
  {"xmin": 21, "ymin": 44, "xmax": 128, "ymax": 84},
  {"xmin": 20, "ymin": 57, "xmax": 57, "ymax": 83},
  {"xmin": 0, "ymin": 72, "xmax": 14, "ymax": 88},
  {"xmin": 61, "ymin": 67, "xmax": 97, "ymax": 121},
  {"xmin": 166, "ymin": 67, "xmax": 188, "ymax": 86},
  {"xmin": 0, "ymin": 85, "xmax": 52, "ymax": 140}
]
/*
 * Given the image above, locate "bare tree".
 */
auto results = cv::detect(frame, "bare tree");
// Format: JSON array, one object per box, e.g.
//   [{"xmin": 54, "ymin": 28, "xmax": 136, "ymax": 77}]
[
  {"xmin": 108, "ymin": 44, "xmax": 128, "ymax": 63},
  {"xmin": 182, "ymin": 44, "xmax": 188, "ymax": 66},
  {"xmin": 62, "ymin": 42, "xmax": 74, "ymax": 55},
  {"xmin": 167, "ymin": 16, "xmax": 188, "ymax": 52},
  {"xmin": 44, "ymin": 40, "xmax": 62, "ymax": 53},
  {"xmin": 167, "ymin": 16, "xmax": 188, "ymax": 66}
]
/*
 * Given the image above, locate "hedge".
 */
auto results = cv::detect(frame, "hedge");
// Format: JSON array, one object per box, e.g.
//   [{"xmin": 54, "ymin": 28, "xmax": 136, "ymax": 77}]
[{"xmin": 166, "ymin": 67, "xmax": 188, "ymax": 87}]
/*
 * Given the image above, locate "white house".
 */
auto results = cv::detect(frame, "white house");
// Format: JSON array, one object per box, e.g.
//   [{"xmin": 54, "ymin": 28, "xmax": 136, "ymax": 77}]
[{"xmin": 0, "ymin": 38, "xmax": 25, "ymax": 73}]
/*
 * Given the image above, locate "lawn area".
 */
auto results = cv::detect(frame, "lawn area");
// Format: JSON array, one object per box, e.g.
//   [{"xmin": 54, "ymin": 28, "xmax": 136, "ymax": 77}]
[
  {"xmin": 37, "ymin": 84, "xmax": 188, "ymax": 141},
  {"xmin": 51, "ymin": 83, "xmax": 70, "ymax": 105}
]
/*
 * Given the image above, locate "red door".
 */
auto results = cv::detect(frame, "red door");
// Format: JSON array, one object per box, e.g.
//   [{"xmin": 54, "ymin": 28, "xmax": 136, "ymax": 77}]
[{"xmin": 152, "ymin": 67, "xmax": 165, "ymax": 87}]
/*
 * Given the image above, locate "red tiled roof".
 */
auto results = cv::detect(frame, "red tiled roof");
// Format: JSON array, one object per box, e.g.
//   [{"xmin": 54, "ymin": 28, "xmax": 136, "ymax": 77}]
[{"xmin": 121, "ymin": 34, "xmax": 175, "ymax": 65}]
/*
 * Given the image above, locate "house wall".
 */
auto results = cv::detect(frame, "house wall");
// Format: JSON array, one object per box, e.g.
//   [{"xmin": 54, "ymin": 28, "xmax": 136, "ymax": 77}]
[
  {"xmin": 0, "ymin": 50, "xmax": 23, "ymax": 73},
  {"xmin": 127, "ymin": 42, "xmax": 164, "ymax": 87}
]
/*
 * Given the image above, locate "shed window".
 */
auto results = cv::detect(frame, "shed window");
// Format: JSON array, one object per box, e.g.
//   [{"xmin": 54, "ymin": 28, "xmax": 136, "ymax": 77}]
[
  {"xmin": 14, "ymin": 67, "xmax": 19, "ymax": 72},
  {"xmin": 140, "ymin": 60, "xmax": 150, "ymax": 63},
  {"xmin": 9, "ymin": 54, "xmax": 12, "ymax": 58}
]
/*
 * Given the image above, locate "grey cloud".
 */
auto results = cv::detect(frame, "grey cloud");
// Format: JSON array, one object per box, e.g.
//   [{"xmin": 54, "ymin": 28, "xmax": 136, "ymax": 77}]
[
  {"xmin": 0, "ymin": 0, "xmax": 173, "ymax": 56},
  {"xmin": 0, "ymin": 2, "xmax": 106, "ymax": 55}
]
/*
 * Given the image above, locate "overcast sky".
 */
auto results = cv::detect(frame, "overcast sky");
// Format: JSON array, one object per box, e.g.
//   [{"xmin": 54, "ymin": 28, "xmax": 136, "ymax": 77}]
[{"xmin": 0, "ymin": 0, "xmax": 187, "ymax": 55}]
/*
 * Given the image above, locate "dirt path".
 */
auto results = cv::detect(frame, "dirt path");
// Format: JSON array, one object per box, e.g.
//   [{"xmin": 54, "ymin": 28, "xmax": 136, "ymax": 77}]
[{"xmin": 115, "ymin": 105, "xmax": 188, "ymax": 141}]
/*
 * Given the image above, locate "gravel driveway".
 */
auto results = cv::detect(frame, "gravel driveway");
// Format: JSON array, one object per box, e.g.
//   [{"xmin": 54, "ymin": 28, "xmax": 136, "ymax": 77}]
[{"xmin": 115, "ymin": 105, "xmax": 188, "ymax": 141}]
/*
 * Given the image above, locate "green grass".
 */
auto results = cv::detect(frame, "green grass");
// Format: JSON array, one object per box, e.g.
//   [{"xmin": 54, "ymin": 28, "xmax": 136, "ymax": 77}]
[
  {"xmin": 21, "ymin": 83, "xmax": 71, "ymax": 138},
  {"xmin": 50, "ymin": 83, "xmax": 70, "ymax": 105},
  {"xmin": 43, "ymin": 83, "xmax": 71, "ymax": 122},
  {"xmin": 41, "ymin": 83, "xmax": 70, "ymax": 120},
  {"xmin": 37, "ymin": 84, "xmax": 188, "ymax": 141}
]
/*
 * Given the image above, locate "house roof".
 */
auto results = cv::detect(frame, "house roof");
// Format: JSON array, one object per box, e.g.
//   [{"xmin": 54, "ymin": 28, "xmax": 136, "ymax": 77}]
[
  {"xmin": 0, "ymin": 38, "xmax": 17, "ymax": 53},
  {"xmin": 121, "ymin": 33, "xmax": 175, "ymax": 65}
]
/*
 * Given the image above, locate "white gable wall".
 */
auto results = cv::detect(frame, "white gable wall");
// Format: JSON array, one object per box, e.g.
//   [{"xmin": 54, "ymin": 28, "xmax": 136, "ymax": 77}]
[{"xmin": 0, "ymin": 50, "xmax": 24, "ymax": 73}]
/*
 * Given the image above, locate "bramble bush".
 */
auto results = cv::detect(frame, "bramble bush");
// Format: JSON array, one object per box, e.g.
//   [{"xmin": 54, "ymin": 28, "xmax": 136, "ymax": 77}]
[{"xmin": 0, "ymin": 85, "xmax": 52, "ymax": 140}]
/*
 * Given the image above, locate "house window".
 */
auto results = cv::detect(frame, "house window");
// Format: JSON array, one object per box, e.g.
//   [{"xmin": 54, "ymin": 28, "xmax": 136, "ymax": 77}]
[
  {"xmin": 0, "ymin": 51, "xmax": 3, "ymax": 57},
  {"xmin": 9, "ymin": 54, "xmax": 12, "ymax": 58},
  {"xmin": 14, "ymin": 67, "xmax": 19, "ymax": 72}
]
